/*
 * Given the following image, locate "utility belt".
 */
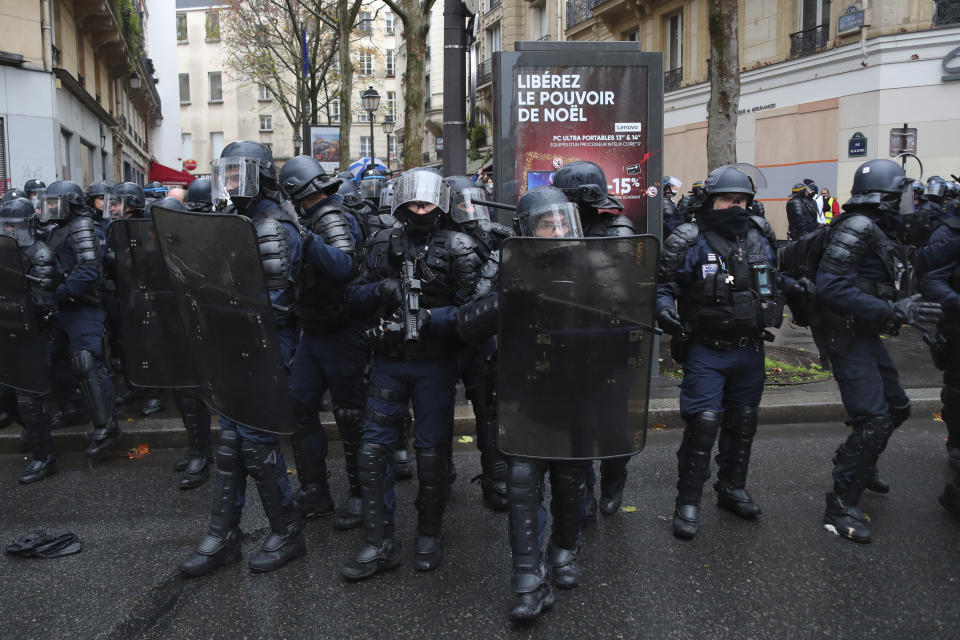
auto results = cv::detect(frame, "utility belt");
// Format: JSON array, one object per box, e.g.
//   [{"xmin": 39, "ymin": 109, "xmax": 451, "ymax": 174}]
[
  {"xmin": 853, "ymin": 277, "xmax": 899, "ymax": 301},
  {"xmin": 694, "ymin": 331, "xmax": 770, "ymax": 351},
  {"xmin": 378, "ymin": 336, "xmax": 453, "ymax": 361}
]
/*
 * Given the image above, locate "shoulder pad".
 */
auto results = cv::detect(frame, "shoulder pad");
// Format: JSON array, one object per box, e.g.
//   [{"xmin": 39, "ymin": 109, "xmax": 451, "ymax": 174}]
[
  {"xmin": 446, "ymin": 229, "xmax": 480, "ymax": 257},
  {"xmin": 312, "ymin": 210, "xmax": 355, "ymax": 254},
  {"xmin": 657, "ymin": 223, "xmax": 699, "ymax": 284},
  {"xmin": 488, "ymin": 221, "xmax": 514, "ymax": 240},
  {"xmin": 942, "ymin": 216, "xmax": 960, "ymax": 231},
  {"xmin": 820, "ymin": 214, "xmax": 878, "ymax": 276},
  {"xmin": 750, "ymin": 215, "xmax": 777, "ymax": 246},
  {"xmin": 606, "ymin": 214, "xmax": 636, "ymax": 237},
  {"xmin": 254, "ymin": 217, "xmax": 291, "ymax": 288},
  {"xmin": 69, "ymin": 216, "xmax": 100, "ymax": 265}
]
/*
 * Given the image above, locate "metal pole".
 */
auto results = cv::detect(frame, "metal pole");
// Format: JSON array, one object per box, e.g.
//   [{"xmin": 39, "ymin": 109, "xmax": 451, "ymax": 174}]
[
  {"xmin": 369, "ymin": 112, "xmax": 375, "ymax": 166},
  {"xmin": 443, "ymin": 0, "xmax": 467, "ymax": 176}
]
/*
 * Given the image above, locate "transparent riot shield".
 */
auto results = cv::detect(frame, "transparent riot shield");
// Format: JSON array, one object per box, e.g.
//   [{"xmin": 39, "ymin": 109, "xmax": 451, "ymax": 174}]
[
  {"xmin": 497, "ymin": 235, "xmax": 659, "ymax": 460},
  {"xmin": 0, "ymin": 235, "xmax": 51, "ymax": 393},
  {"xmin": 110, "ymin": 218, "xmax": 200, "ymax": 389},
  {"xmin": 151, "ymin": 206, "xmax": 297, "ymax": 434}
]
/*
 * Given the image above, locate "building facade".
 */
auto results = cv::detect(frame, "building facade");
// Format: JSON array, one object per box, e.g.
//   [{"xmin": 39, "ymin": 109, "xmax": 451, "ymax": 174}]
[
  {"xmin": 176, "ymin": 0, "xmax": 399, "ymax": 176},
  {"xmin": 0, "ymin": 0, "xmax": 162, "ymax": 192}
]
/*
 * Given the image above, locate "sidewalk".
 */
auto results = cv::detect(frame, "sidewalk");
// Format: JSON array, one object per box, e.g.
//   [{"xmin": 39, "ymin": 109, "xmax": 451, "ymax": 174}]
[{"xmin": 0, "ymin": 319, "xmax": 944, "ymax": 454}]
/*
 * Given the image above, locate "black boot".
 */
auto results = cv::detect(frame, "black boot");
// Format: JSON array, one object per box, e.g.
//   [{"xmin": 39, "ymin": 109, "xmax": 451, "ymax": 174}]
[
  {"xmin": 290, "ymin": 421, "xmax": 334, "ymax": 519},
  {"xmin": 181, "ymin": 430, "xmax": 245, "ymax": 577},
  {"xmin": 342, "ymin": 443, "xmax": 401, "ymax": 579},
  {"xmin": 867, "ymin": 467, "xmax": 890, "ymax": 494},
  {"xmin": 939, "ymin": 479, "xmax": 960, "ymax": 514},
  {"xmin": 70, "ymin": 350, "xmax": 120, "ymax": 458},
  {"xmin": 714, "ymin": 406, "xmax": 762, "ymax": 519},
  {"xmin": 414, "ymin": 447, "xmax": 450, "ymax": 571},
  {"xmin": 334, "ymin": 408, "xmax": 364, "ymax": 530},
  {"xmin": 599, "ymin": 457, "xmax": 629, "ymax": 516},
  {"xmin": 469, "ymin": 388, "xmax": 507, "ymax": 510},
  {"xmin": 243, "ymin": 440, "xmax": 307, "ymax": 572},
  {"xmin": 141, "ymin": 391, "xmax": 167, "ymax": 417},
  {"xmin": 176, "ymin": 391, "xmax": 212, "ymax": 490},
  {"xmin": 113, "ymin": 387, "xmax": 142, "ymax": 407},
  {"xmin": 393, "ymin": 414, "xmax": 414, "ymax": 480},
  {"xmin": 548, "ymin": 463, "xmax": 586, "ymax": 587},
  {"xmin": 51, "ymin": 405, "xmax": 88, "ymax": 429},
  {"xmin": 673, "ymin": 411, "xmax": 721, "ymax": 539},
  {"xmin": 18, "ymin": 395, "xmax": 58, "ymax": 485},
  {"xmin": 507, "ymin": 458, "xmax": 553, "ymax": 622},
  {"xmin": 84, "ymin": 416, "xmax": 121, "ymax": 457},
  {"xmin": 823, "ymin": 492, "xmax": 871, "ymax": 543}
]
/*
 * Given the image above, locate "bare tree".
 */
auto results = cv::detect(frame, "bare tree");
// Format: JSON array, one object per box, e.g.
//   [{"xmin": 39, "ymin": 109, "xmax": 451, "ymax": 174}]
[
  {"xmin": 706, "ymin": 0, "xmax": 740, "ymax": 170},
  {"xmin": 221, "ymin": 0, "xmax": 338, "ymax": 150},
  {"xmin": 381, "ymin": 0, "xmax": 436, "ymax": 168},
  {"xmin": 334, "ymin": 0, "xmax": 367, "ymax": 168}
]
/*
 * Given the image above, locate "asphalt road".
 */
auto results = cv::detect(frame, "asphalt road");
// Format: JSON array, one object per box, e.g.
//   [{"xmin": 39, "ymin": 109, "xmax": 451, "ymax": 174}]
[{"xmin": 2, "ymin": 417, "xmax": 958, "ymax": 639}]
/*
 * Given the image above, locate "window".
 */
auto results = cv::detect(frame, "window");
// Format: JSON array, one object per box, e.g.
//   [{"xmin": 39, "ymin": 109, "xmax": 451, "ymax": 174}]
[
  {"xmin": 82, "ymin": 142, "xmax": 94, "ymax": 186},
  {"xmin": 210, "ymin": 131, "xmax": 225, "ymax": 159},
  {"xmin": 386, "ymin": 50, "xmax": 395, "ymax": 76},
  {"xmin": 330, "ymin": 98, "xmax": 340, "ymax": 123},
  {"xmin": 181, "ymin": 132, "xmax": 193, "ymax": 160},
  {"xmin": 60, "ymin": 129, "xmax": 72, "ymax": 180},
  {"xmin": 360, "ymin": 136, "xmax": 371, "ymax": 157},
  {"xmin": 624, "ymin": 29, "xmax": 639, "ymax": 42},
  {"xmin": 387, "ymin": 135, "xmax": 397, "ymax": 161},
  {"xmin": 799, "ymin": 0, "xmax": 830, "ymax": 30},
  {"xmin": 259, "ymin": 84, "xmax": 272, "ymax": 101},
  {"xmin": 205, "ymin": 11, "xmax": 220, "ymax": 41},
  {"xmin": 386, "ymin": 91, "xmax": 396, "ymax": 120},
  {"xmin": 359, "ymin": 109, "xmax": 370, "ymax": 123},
  {"xmin": 485, "ymin": 25, "xmax": 501, "ymax": 54},
  {"xmin": 666, "ymin": 12, "xmax": 682, "ymax": 71},
  {"xmin": 358, "ymin": 51, "xmax": 373, "ymax": 75},
  {"xmin": 385, "ymin": 12, "xmax": 394, "ymax": 35},
  {"xmin": 208, "ymin": 72, "xmax": 222, "ymax": 102},
  {"xmin": 179, "ymin": 73, "xmax": 190, "ymax": 103},
  {"xmin": 532, "ymin": 6, "xmax": 548, "ymax": 41},
  {"xmin": 359, "ymin": 11, "xmax": 373, "ymax": 35},
  {"xmin": 259, "ymin": 115, "xmax": 273, "ymax": 132},
  {"xmin": 176, "ymin": 13, "xmax": 188, "ymax": 42}
]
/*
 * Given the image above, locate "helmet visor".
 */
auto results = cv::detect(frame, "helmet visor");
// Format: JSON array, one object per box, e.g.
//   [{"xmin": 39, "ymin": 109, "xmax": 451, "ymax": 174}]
[
  {"xmin": 449, "ymin": 187, "xmax": 491, "ymax": 224},
  {"xmin": 392, "ymin": 172, "xmax": 450, "ymax": 217},
  {"xmin": 360, "ymin": 178, "xmax": 385, "ymax": 202},
  {"xmin": 212, "ymin": 157, "xmax": 260, "ymax": 205},
  {"xmin": 105, "ymin": 194, "xmax": 134, "ymax": 220},
  {"xmin": 898, "ymin": 181, "xmax": 914, "ymax": 216},
  {"xmin": 0, "ymin": 218, "xmax": 34, "ymax": 246},
  {"xmin": 925, "ymin": 181, "xmax": 945, "ymax": 199},
  {"xmin": 40, "ymin": 194, "xmax": 70, "ymax": 222},
  {"xmin": 520, "ymin": 202, "xmax": 583, "ymax": 238},
  {"xmin": 379, "ymin": 183, "xmax": 395, "ymax": 210},
  {"xmin": 664, "ymin": 177, "xmax": 683, "ymax": 191}
]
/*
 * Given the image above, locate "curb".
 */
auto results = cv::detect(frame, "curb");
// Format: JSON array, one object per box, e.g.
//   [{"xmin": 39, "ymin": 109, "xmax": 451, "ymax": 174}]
[{"xmin": 0, "ymin": 389, "xmax": 942, "ymax": 455}]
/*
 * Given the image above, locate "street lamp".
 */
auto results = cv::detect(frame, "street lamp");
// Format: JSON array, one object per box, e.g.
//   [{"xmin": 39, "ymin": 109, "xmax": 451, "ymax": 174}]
[
  {"xmin": 360, "ymin": 86, "xmax": 380, "ymax": 168},
  {"xmin": 381, "ymin": 116, "xmax": 394, "ymax": 170},
  {"xmin": 293, "ymin": 132, "xmax": 303, "ymax": 156}
]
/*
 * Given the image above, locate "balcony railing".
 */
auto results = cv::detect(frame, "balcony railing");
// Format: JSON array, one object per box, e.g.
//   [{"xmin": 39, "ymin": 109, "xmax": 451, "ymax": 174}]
[
  {"xmin": 789, "ymin": 23, "xmax": 830, "ymax": 58},
  {"xmin": 566, "ymin": 0, "xmax": 592, "ymax": 28},
  {"xmin": 478, "ymin": 58, "xmax": 492, "ymax": 87},
  {"xmin": 664, "ymin": 67, "xmax": 682, "ymax": 91},
  {"xmin": 934, "ymin": 0, "xmax": 960, "ymax": 25}
]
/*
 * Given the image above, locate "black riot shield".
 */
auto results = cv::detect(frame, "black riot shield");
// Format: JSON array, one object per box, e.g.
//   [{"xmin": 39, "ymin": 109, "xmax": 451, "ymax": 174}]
[
  {"xmin": 497, "ymin": 235, "xmax": 659, "ymax": 460},
  {"xmin": 0, "ymin": 235, "xmax": 51, "ymax": 394},
  {"xmin": 151, "ymin": 207, "xmax": 297, "ymax": 434},
  {"xmin": 110, "ymin": 218, "xmax": 199, "ymax": 389}
]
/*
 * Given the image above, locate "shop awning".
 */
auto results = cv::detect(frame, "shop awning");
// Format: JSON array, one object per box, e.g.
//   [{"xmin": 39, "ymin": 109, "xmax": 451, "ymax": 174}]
[{"xmin": 148, "ymin": 161, "xmax": 194, "ymax": 187}]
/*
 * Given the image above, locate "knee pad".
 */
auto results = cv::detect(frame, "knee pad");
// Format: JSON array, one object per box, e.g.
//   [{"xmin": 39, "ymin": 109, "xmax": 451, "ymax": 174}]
[
  {"xmin": 686, "ymin": 411, "xmax": 722, "ymax": 452},
  {"xmin": 16, "ymin": 395, "xmax": 47, "ymax": 429},
  {"xmin": 859, "ymin": 416, "xmax": 894, "ymax": 457},
  {"xmin": 240, "ymin": 440, "xmax": 277, "ymax": 481},
  {"xmin": 507, "ymin": 459, "xmax": 543, "ymax": 503},
  {"xmin": 415, "ymin": 447, "xmax": 448, "ymax": 485},
  {"xmin": 70, "ymin": 349, "xmax": 97, "ymax": 376},
  {"xmin": 722, "ymin": 406, "xmax": 758, "ymax": 437},
  {"xmin": 357, "ymin": 441, "xmax": 391, "ymax": 473},
  {"xmin": 216, "ymin": 430, "xmax": 242, "ymax": 472},
  {"xmin": 333, "ymin": 407, "xmax": 364, "ymax": 443}
]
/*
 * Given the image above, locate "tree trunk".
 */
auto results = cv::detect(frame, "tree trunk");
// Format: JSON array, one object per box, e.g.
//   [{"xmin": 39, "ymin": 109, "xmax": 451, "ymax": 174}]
[
  {"xmin": 337, "ymin": 0, "xmax": 353, "ymax": 168},
  {"xmin": 401, "ymin": 11, "xmax": 428, "ymax": 169},
  {"xmin": 706, "ymin": 0, "xmax": 740, "ymax": 171}
]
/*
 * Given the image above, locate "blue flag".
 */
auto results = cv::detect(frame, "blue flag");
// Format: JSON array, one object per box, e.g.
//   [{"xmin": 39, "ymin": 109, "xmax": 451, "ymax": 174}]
[{"xmin": 301, "ymin": 26, "xmax": 309, "ymax": 78}]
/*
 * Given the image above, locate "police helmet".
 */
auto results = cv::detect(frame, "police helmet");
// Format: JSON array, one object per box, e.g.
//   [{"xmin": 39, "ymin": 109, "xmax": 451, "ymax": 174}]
[
  {"xmin": 551, "ymin": 161, "xmax": 623, "ymax": 211},
  {"xmin": 791, "ymin": 183, "xmax": 807, "ymax": 196},
  {"xmin": 847, "ymin": 159, "xmax": 912, "ymax": 215},
  {"xmin": 703, "ymin": 165, "xmax": 756, "ymax": 207},
  {"xmin": 0, "ymin": 197, "xmax": 36, "ymax": 219},
  {"xmin": 337, "ymin": 179, "xmax": 363, "ymax": 209},
  {"xmin": 111, "ymin": 182, "xmax": 146, "ymax": 210},
  {"xmin": 213, "ymin": 140, "xmax": 278, "ymax": 209},
  {"xmin": 911, "ymin": 179, "xmax": 925, "ymax": 197},
  {"xmin": 185, "ymin": 178, "xmax": 213, "ymax": 212},
  {"xmin": 515, "ymin": 186, "xmax": 583, "ymax": 238},
  {"xmin": 153, "ymin": 196, "xmax": 187, "ymax": 211},
  {"xmin": 663, "ymin": 176, "xmax": 683, "ymax": 196},
  {"xmin": 359, "ymin": 173, "xmax": 389, "ymax": 204},
  {"xmin": 24, "ymin": 179, "xmax": 47, "ymax": 197},
  {"xmin": 279, "ymin": 155, "xmax": 342, "ymax": 203},
  {"xmin": 41, "ymin": 180, "xmax": 85, "ymax": 222},
  {"xmin": 391, "ymin": 170, "xmax": 450, "ymax": 221},
  {"xmin": 143, "ymin": 181, "xmax": 167, "ymax": 198},
  {"xmin": 2, "ymin": 188, "xmax": 28, "ymax": 203},
  {"xmin": 925, "ymin": 175, "xmax": 947, "ymax": 202},
  {"xmin": 445, "ymin": 175, "xmax": 491, "ymax": 225}
]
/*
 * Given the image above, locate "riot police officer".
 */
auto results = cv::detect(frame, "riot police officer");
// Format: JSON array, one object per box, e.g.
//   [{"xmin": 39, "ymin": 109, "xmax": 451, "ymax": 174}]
[
  {"xmin": 278, "ymin": 155, "xmax": 368, "ymax": 529},
  {"xmin": 43, "ymin": 181, "xmax": 120, "ymax": 457},
  {"xmin": 552, "ymin": 160, "xmax": 635, "ymax": 518},
  {"xmin": 786, "ymin": 182, "xmax": 821, "ymax": 240},
  {"xmin": 444, "ymin": 175, "xmax": 512, "ymax": 510},
  {"xmin": 816, "ymin": 159, "xmax": 941, "ymax": 543},
  {"xmin": 180, "ymin": 141, "xmax": 307, "ymax": 576},
  {"xmin": 84, "ymin": 180, "xmax": 116, "ymax": 222},
  {"xmin": 1, "ymin": 198, "xmax": 59, "ymax": 482},
  {"xmin": 143, "ymin": 181, "xmax": 167, "ymax": 204},
  {"xmin": 341, "ymin": 170, "xmax": 482, "ymax": 579},
  {"xmin": 184, "ymin": 178, "xmax": 214, "ymax": 213},
  {"xmin": 656, "ymin": 165, "xmax": 783, "ymax": 540},
  {"xmin": 662, "ymin": 176, "xmax": 683, "ymax": 238},
  {"xmin": 24, "ymin": 179, "xmax": 47, "ymax": 210},
  {"xmin": 915, "ymin": 191, "xmax": 960, "ymax": 505},
  {"xmin": 678, "ymin": 180, "xmax": 706, "ymax": 223}
]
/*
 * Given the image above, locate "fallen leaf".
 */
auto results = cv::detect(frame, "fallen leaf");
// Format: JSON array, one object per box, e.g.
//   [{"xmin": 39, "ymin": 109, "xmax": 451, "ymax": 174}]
[
  {"xmin": 619, "ymin": 505, "xmax": 637, "ymax": 513},
  {"xmin": 126, "ymin": 443, "xmax": 150, "ymax": 459},
  {"xmin": 456, "ymin": 435, "xmax": 474, "ymax": 444},
  {"xmin": 934, "ymin": 412, "xmax": 943, "ymax": 422},
  {"xmin": 652, "ymin": 423, "xmax": 666, "ymax": 431}
]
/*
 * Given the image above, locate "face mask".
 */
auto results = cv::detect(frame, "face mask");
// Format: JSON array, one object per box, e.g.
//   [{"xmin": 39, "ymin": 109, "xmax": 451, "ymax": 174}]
[{"xmin": 405, "ymin": 208, "xmax": 440, "ymax": 230}]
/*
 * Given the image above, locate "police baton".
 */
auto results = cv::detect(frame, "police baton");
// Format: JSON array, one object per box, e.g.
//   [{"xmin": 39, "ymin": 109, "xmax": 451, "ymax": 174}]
[{"xmin": 472, "ymin": 199, "xmax": 517, "ymax": 212}]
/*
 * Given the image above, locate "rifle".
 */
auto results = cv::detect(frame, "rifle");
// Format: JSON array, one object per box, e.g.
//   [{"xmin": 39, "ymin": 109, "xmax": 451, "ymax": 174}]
[{"xmin": 400, "ymin": 256, "xmax": 422, "ymax": 343}]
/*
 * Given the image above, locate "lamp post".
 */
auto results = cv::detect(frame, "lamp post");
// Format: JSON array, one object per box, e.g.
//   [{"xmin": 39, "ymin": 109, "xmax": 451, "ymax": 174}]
[
  {"xmin": 360, "ymin": 86, "xmax": 380, "ymax": 172},
  {"xmin": 381, "ymin": 116, "xmax": 394, "ymax": 171},
  {"xmin": 293, "ymin": 132, "xmax": 302, "ymax": 157}
]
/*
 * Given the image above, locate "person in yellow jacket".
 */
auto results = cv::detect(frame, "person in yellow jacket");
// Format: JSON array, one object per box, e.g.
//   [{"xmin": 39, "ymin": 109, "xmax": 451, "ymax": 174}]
[{"xmin": 821, "ymin": 187, "xmax": 839, "ymax": 224}]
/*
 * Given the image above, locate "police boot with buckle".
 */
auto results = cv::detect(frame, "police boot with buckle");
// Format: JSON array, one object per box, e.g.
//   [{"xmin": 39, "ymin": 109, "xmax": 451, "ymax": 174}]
[
  {"xmin": 547, "ymin": 544, "xmax": 581, "ymax": 589},
  {"xmin": 414, "ymin": 447, "xmax": 450, "ymax": 571},
  {"xmin": 342, "ymin": 443, "xmax": 401, "ymax": 580},
  {"xmin": 510, "ymin": 566, "xmax": 554, "ymax": 622},
  {"xmin": 243, "ymin": 440, "xmax": 307, "ymax": 573},
  {"xmin": 181, "ymin": 431, "xmax": 244, "ymax": 577},
  {"xmin": 84, "ymin": 417, "xmax": 121, "ymax": 458},
  {"xmin": 823, "ymin": 492, "xmax": 871, "ymax": 543},
  {"xmin": 674, "ymin": 411, "xmax": 721, "ymax": 539},
  {"xmin": 714, "ymin": 406, "xmax": 762, "ymax": 519},
  {"xmin": 141, "ymin": 392, "xmax": 167, "ymax": 417},
  {"xmin": 17, "ymin": 397, "xmax": 58, "ymax": 484},
  {"xmin": 178, "ymin": 392, "xmax": 212, "ymax": 489},
  {"xmin": 289, "ymin": 423, "xmax": 335, "ymax": 519}
]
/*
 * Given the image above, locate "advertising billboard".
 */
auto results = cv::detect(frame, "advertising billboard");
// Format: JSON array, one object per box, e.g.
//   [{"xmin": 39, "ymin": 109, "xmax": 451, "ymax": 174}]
[{"xmin": 310, "ymin": 126, "xmax": 340, "ymax": 173}]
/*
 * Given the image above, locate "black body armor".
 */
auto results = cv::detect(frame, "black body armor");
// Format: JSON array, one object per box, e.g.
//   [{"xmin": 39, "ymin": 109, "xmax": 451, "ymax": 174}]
[
  {"xmin": 48, "ymin": 214, "xmax": 103, "ymax": 304},
  {"xmin": 582, "ymin": 212, "xmax": 635, "ymax": 238},
  {"xmin": 296, "ymin": 202, "xmax": 356, "ymax": 331}
]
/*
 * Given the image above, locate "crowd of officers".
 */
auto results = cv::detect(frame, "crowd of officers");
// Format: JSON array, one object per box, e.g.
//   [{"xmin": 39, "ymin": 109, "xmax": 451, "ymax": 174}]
[{"xmin": 2, "ymin": 142, "xmax": 960, "ymax": 623}]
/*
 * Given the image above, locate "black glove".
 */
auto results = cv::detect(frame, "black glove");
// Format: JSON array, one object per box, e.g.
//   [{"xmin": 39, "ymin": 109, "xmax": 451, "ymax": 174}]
[
  {"xmin": 888, "ymin": 293, "xmax": 943, "ymax": 330},
  {"xmin": 416, "ymin": 308, "xmax": 432, "ymax": 332},
  {"xmin": 656, "ymin": 305, "xmax": 684, "ymax": 336},
  {"xmin": 379, "ymin": 279, "xmax": 402, "ymax": 308},
  {"xmin": 786, "ymin": 276, "xmax": 815, "ymax": 298}
]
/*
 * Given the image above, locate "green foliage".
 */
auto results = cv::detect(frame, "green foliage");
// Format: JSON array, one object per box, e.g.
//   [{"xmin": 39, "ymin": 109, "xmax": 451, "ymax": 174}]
[
  {"xmin": 467, "ymin": 122, "xmax": 486, "ymax": 160},
  {"xmin": 112, "ymin": 0, "xmax": 144, "ymax": 69}
]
